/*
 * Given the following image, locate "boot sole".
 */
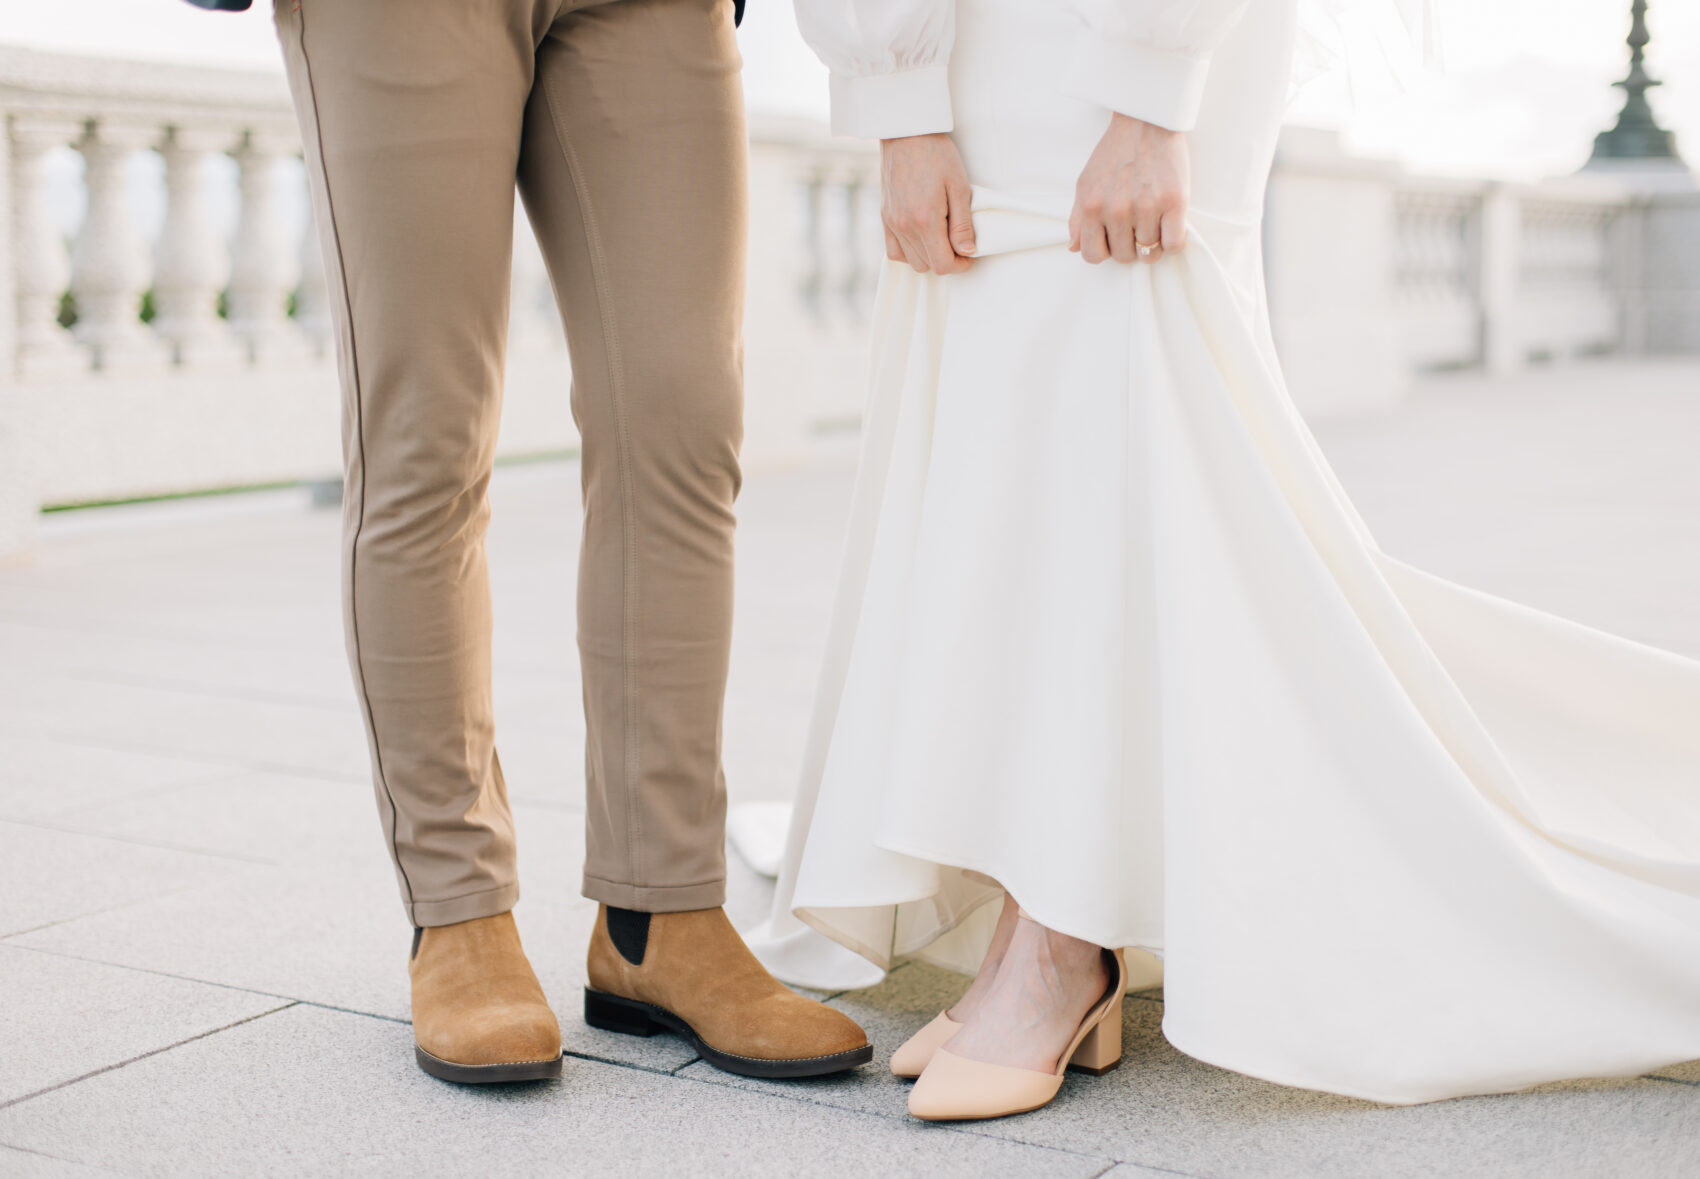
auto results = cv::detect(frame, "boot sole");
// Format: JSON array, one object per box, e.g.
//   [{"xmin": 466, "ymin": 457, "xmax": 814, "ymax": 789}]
[
  {"xmin": 584, "ymin": 987, "xmax": 873, "ymax": 1079},
  {"xmin": 414, "ymin": 1043, "xmax": 563, "ymax": 1085}
]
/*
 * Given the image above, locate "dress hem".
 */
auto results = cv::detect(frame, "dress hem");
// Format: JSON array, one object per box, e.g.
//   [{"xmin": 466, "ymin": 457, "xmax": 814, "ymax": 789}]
[{"xmin": 794, "ymin": 834, "xmax": 1167, "ymax": 975}]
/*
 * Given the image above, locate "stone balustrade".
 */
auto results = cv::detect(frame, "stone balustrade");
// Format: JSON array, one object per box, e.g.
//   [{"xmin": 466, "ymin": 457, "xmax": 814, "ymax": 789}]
[
  {"xmin": 2, "ymin": 47, "xmax": 1696, "ymax": 559},
  {"xmin": 1264, "ymin": 126, "xmax": 1698, "ymax": 415}
]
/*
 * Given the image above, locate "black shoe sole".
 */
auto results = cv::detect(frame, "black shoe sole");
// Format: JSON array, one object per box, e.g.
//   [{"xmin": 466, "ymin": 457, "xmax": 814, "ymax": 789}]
[
  {"xmin": 414, "ymin": 1043, "xmax": 564, "ymax": 1084},
  {"xmin": 584, "ymin": 987, "xmax": 873, "ymax": 1079}
]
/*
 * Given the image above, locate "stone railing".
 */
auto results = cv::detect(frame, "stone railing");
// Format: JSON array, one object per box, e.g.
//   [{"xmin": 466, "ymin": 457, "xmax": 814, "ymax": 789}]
[
  {"xmin": 3, "ymin": 48, "xmax": 308, "ymax": 377},
  {"xmin": 1387, "ymin": 181, "xmax": 1626, "ymax": 372},
  {"xmin": 1265, "ymin": 127, "xmax": 1699, "ymax": 415},
  {"xmin": 3, "ymin": 52, "xmax": 1697, "ymax": 557}
]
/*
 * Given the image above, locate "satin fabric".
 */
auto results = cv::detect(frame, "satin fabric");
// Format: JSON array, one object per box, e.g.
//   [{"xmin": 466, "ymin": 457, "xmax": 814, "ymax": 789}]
[{"xmin": 747, "ymin": 0, "xmax": 1700, "ymax": 1104}]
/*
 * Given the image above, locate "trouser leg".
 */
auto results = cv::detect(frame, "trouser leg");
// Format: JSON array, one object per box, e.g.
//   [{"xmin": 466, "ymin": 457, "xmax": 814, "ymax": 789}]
[
  {"xmin": 276, "ymin": 0, "xmax": 539, "ymax": 926},
  {"xmin": 518, "ymin": 0, "xmax": 747, "ymax": 912}
]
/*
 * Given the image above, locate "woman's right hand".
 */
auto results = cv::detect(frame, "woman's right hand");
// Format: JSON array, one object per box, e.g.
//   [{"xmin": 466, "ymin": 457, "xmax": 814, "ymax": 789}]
[{"xmin": 878, "ymin": 133, "xmax": 976, "ymax": 275}]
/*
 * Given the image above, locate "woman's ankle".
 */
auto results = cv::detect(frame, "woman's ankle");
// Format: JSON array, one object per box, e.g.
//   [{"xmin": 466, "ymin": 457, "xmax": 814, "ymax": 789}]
[
  {"xmin": 945, "ymin": 916, "xmax": 1115, "ymax": 1072},
  {"xmin": 948, "ymin": 893, "xmax": 1022, "ymax": 1021}
]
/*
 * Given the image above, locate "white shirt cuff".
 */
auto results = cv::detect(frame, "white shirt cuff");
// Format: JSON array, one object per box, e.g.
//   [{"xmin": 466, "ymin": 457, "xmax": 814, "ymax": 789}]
[
  {"xmin": 829, "ymin": 65, "xmax": 954, "ymax": 139},
  {"xmin": 1063, "ymin": 32, "xmax": 1211, "ymax": 133}
]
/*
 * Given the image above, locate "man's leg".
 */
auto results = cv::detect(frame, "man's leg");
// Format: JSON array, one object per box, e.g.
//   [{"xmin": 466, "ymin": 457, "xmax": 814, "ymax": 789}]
[
  {"xmin": 524, "ymin": 0, "xmax": 743, "ymax": 914},
  {"xmin": 276, "ymin": 0, "xmax": 561, "ymax": 1082},
  {"xmin": 517, "ymin": 0, "xmax": 868, "ymax": 1075}
]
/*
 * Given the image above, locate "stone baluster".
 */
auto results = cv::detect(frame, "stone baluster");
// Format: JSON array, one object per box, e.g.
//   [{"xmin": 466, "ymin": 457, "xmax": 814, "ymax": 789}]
[
  {"xmin": 71, "ymin": 121, "xmax": 167, "ymax": 372},
  {"xmin": 847, "ymin": 170, "xmax": 881, "ymax": 312},
  {"xmin": 154, "ymin": 126, "xmax": 241, "ymax": 368},
  {"xmin": 294, "ymin": 191, "xmax": 332, "ymax": 358},
  {"xmin": 740, "ymin": 138, "xmax": 826, "ymax": 467},
  {"xmin": 227, "ymin": 131, "xmax": 301, "ymax": 363},
  {"xmin": 798, "ymin": 170, "xmax": 826, "ymax": 318},
  {"xmin": 70, "ymin": 121, "xmax": 168, "ymax": 372},
  {"xmin": 0, "ymin": 120, "xmax": 30, "ymax": 558},
  {"xmin": 816, "ymin": 173, "xmax": 854, "ymax": 322},
  {"xmin": 1478, "ymin": 185, "xmax": 1522, "ymax": 374},
  {"xmin": 11, "ymin": 117, "xmax": 87, "ymax": 376},
  {"xmin": 0, "ymin": 119, "xmax": 11, "ymax": 381},
  {"xmin": 829, "ymin": 173, "xmax": 858, "ymax": 316},
  {"xmin": 835, "ymin": 168, "xmax": 882, "ymax": 316}
]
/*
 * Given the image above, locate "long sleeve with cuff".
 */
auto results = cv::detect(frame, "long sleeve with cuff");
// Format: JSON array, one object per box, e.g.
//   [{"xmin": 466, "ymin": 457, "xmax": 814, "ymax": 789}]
[
  {"xmin": 795, "ymin": 0, "xmax": 1252, "ymax": 139},
  {"xmin": 1064, "ymin": 0, "xmax": 1251, "ymax": 132},
  {"xmin": 794, "ymin": 0, "xmax": 957, "ymax": 139}
]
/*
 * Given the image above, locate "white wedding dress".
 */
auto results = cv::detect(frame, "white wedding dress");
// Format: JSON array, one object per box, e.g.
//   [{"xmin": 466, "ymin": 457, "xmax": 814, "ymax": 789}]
[{"xmin": 746, "ymin": 0, "xmax": 1700, "ymax": 1105}]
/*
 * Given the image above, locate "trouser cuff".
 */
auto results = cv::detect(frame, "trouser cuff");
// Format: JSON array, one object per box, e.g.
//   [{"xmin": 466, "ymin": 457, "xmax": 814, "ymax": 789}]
[
  {"xmin": 582, "ymin": 873, "xmax": 726, "ymax": 914},
  {"xmin": 406, "ymin": 882, "xmax": 521, "ymax": 928}
]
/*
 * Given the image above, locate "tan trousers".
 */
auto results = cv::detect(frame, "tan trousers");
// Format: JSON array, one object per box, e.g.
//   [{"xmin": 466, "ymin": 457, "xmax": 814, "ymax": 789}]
[{"xmin": 275, "ymin": 0, "xmax": 746, "ymax": 925}]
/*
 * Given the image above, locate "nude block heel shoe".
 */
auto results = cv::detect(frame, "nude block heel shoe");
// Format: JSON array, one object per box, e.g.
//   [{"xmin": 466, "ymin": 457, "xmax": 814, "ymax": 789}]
[
  {"xmin": 890, "ymin": 1011, "xmax": 963, "ymax": 1078},
  {"xmin": 1066, "ymin": 984, "xmax": 1123, "ymax": 1076},
  {"xmin": 908, "ymin": 947, "xmax": 1127, "ymax": 1121}
]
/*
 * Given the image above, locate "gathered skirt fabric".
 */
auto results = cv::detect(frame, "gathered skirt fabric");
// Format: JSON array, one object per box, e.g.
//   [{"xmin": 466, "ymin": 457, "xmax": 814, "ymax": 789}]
[{"xmin": 745, "ymin": 0, "xmax": 1700, "ymax": 1104}]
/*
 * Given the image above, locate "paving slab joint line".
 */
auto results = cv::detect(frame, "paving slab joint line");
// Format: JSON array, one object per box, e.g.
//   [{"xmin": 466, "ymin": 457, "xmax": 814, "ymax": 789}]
[
  {"xmin": 0, "ymin": 1002, "xmax": 297, "ymax": 1112},
  {"xmin": 1082, "ymin": 1163, "xmax": 1206, "ymax": 1179},
  {"xmin": 1, "ymin": 943, "xmax": 413, "ymax": 1025},
  {"xmin": 1099, "ymin": 1162, "xmax": 1220, "ymax": 1179},
  {"xmin": 549, "ymin": 1048, "xmax": 697, "ymax": 1078},
  {"xmin": 289, "ymin": 999, "xmax": 411, "ymax": 1026},
  {"xmin": 0, "ymin": 1140, "xmax": 117, "ymax": 1175},
  {"xmin": 1645, "ymin": 1073, "xmax": 1700, "ymax": 1089}
]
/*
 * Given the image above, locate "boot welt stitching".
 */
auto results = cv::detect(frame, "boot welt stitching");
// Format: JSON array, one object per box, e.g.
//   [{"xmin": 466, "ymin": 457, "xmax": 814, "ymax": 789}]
[{"xmin": 415, "ymin": 1044, "xmax": 563, "ymax": 1068}]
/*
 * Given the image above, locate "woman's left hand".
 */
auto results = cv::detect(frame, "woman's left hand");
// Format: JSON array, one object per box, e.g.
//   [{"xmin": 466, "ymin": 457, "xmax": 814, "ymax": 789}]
[{"xmin": 1070, "ymin": 113, "xmax": 1190, "ymax": 265}]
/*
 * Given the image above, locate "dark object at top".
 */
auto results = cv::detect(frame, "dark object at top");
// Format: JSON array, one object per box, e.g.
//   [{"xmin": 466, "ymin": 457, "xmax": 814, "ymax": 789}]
[
  {"xmin": 1588, "ymin": 0, "xmax": 1682, "ymax": 165},
  {"xmin": 180, "ymin": 0, "xmax": 745, "ymax": 23}
]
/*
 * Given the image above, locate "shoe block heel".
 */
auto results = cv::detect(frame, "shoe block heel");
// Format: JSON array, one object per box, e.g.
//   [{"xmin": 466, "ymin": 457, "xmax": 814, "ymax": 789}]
[
  {"xmin": 583, "ymin": 987, "xmax": 662, "ymax": 1038},
  {"xmin": 1067, "ymin": 992, "xmax": 1123, "ymax": 1076}
]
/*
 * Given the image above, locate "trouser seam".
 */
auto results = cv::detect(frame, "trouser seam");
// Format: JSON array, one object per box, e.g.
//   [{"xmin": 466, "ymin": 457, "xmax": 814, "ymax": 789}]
[
  {"xmin": 540, "ymin": 67, "xmax": 645, "ymax": 889},
  {"xmin": 289, "ymin": 0, "xmax": 415, "ymax": 910}
]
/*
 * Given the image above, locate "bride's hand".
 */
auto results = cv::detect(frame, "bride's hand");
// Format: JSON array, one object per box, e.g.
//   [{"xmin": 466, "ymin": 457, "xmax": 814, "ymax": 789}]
[
  {"xmin": 1070, "ymin": 114, "xmax": 1190, "ymax": 265},
  {"xmin": 878, "ymin": 133, "xmax": 976, "ymax": 275}
]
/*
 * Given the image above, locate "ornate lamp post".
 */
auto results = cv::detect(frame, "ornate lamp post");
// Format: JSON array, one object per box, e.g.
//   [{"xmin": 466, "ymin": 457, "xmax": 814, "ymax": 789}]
[{"xmin": 1586, "ymin": 0, "xmax": 1685, "ymax": 169}]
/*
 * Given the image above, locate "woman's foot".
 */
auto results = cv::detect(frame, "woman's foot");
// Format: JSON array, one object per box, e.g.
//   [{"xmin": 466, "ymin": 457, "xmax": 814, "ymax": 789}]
[
  {"xmin": 947, "ymin": 893, "xmax": 1022, "ymax": 1023},
  {"xmin": 941, "ymin": 910, "xmax": 1111, "ymax": 1074},
  {"xmin": 892, "ymin": 893, "xmax": 1022, "ymax": 1076}
]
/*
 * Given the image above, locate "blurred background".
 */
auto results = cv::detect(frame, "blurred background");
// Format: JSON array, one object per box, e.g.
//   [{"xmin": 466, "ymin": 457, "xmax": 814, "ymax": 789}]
[
  {"xmin": 1, "ymin": 2, "xmax": 1698, "ymax": 1175},
  {"xmin": 0, "ymin": 0, "xmax": 1697, "ymax": 554},
  {"xmin": 0, "ymin": 0, "xmax": 1697, "ymax": 552}
]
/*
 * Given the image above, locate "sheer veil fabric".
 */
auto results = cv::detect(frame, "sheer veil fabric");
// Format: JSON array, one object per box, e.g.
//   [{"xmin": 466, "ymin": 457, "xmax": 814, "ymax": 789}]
[{"xmin": 745, "ymin": 0, "xmax": 1700, "ymax": 1104}]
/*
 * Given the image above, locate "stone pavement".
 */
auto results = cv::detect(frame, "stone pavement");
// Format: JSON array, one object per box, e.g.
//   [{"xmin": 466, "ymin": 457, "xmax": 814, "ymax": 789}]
[{"xmin": 2, "ymin": 359, "xmax": 1699, "ymax": 1178}]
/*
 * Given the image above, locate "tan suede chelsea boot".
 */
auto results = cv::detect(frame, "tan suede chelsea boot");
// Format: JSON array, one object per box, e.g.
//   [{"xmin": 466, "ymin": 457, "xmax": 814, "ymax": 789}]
[
  {"xmin": 410, "ymin": 911, "xmax": 563, "ymax": 1083},
  {"xmin": 584, "ymin": 905, "xmax": 872, "ymax": 1078}
]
